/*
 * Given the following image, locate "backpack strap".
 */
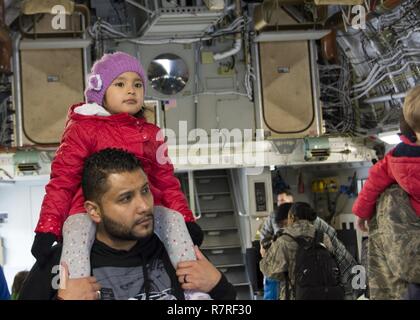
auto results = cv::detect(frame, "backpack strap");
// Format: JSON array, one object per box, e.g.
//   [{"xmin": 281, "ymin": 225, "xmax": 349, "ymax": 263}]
[
  {"xmin": 282, "ymin": 233, "xmax": 308, "ymax": 300},
  {"xmin": 313, "ymin": 230, "xmax": 324, "ymax": 246},
  {"xmin": 282, "ymin": 233, "xmax": 311, "ymax": 248},
  {"xmin": 281, "ymin": 232, "xmax": 296, "ymax": 242}
]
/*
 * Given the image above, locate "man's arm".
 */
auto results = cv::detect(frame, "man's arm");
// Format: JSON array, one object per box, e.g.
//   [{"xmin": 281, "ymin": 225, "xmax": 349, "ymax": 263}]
[
  {"xmin": 208, "ymin": 274, "xmax": 236, "ymax": 300},
  {"xmin": 19, "ymin": 247, "xmax": 61, "ymax": 300},
  {"xmin": 260, "ymin": 238, "xmax": 288, "ymax": 281},
  {"xmin": 259, "ymin": 213, "xmax": 275, "ymax": 243},
  {"xmin": 19, "ymin": 245, "xmax": 101, "ymax": 300},
  {"xmin": 314, "ymin": 217, "xmax": 357, "ymax": 268},
  {"xmin": 314, "ymin": 217, "xmax": 357, "ymax": 296}
]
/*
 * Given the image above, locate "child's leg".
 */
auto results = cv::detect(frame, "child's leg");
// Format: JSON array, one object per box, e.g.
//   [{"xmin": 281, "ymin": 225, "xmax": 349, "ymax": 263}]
[
  {"xmin": 154, "ymin": 206, "xmax": 195, "ymax": 266},
  {"xmin": 60, "ymin": 213, "xmax": 96, "ymax": 279},
  {"xmin": 153, "ymin": 206, "xmax": 211, "ymax": 300}
]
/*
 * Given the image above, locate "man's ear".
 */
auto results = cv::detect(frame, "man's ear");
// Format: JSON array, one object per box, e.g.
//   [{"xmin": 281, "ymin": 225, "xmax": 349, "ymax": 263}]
[{"xmin": 85, "ymin": 200, "xmax": 101, "ymax": 223}]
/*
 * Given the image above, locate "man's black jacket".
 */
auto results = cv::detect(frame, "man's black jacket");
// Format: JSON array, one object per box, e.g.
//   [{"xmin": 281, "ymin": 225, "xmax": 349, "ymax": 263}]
[{"xmin": 20, "ymin": 234, "xmax": 236, "ymax": 300}]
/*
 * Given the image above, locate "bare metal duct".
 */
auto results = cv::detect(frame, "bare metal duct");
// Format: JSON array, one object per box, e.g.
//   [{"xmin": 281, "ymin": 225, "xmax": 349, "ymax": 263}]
[
  {"xmin": 213, "ymin": 0, "xmax": 242, "ymax": 61},
  {"xmin": 364, "ymin": 92, "xmax": 407, "ymax": 104},
  {"xmin": 214, "ymin": 38, "xmax": 241, "ymax": 60}
]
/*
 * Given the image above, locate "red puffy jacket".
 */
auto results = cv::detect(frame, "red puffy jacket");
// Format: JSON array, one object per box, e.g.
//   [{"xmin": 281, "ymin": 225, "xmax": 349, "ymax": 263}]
[
  {"xmin": 36, "ymin": 103, "xmax": 194, "ymax": 237},
  {"xmin": 353, "ymin": 135, "xmax": 420, "ymax": 220}
]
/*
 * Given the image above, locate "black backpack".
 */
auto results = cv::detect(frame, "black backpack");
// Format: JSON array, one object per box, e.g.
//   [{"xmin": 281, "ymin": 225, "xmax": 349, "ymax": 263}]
[{"xmin": 283, "ymin": 230, "xmax": 344, "ymax": 300}]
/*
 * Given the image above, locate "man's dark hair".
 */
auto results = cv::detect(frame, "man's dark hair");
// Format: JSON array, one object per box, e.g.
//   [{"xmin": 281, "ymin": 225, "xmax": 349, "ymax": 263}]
[
  {"xmin": 82, "ymin": 148, "xmax": 143, "ymax": 202},
  {"xmin": 289, "ymin": 202, "xmax": 317, "ymax": 222},
  {"xmin": 274, "ymin": 203, "xmax": 293, "ymax": 225},
  {"xmin": 278, "ymin": 189, "xmax": 292, "ymax": 196}
]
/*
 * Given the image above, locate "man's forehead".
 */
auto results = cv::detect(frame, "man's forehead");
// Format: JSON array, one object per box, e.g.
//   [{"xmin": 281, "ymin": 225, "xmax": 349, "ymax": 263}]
[{"xmin": 106, "ymin": 169, "xmax": 148, "ymax": 190}]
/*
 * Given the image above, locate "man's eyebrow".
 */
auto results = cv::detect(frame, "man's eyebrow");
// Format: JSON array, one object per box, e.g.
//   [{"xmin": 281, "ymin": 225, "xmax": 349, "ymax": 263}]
[
  {"xmin": 115, "ymin": 182, "xmax": 148, "ymax": 196},
  {"xmin": 117, "ymin": 190, "xmax": 133, "ymax": 197}
]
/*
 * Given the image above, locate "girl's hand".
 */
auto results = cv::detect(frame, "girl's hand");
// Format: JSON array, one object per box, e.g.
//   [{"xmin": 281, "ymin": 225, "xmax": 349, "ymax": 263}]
[
  {"xmin": 356, "ymin": 216, "xmax": 369, "ymax": 232},
  {"xmin": 57, "ymin": 262, "xmax": 101, "ymax": 300}
]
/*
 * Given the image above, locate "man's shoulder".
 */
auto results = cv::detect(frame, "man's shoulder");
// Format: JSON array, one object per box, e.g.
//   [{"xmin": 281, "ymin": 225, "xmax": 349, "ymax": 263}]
[
  {"xmin": 264, "ymin": 212, "xmax": 276, "ymax": 225},
  {"xmin": 314, "ymin": 217, "xmax": 334, "ymax": 233}
]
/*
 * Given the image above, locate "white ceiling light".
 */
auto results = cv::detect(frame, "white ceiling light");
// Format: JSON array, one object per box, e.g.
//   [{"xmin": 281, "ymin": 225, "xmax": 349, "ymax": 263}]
[
  {"xmin": 378, "ymin": 131, "xmax": 401, "ymax": 145},
  {"xmin": 254, "ymin": 30, "xmax": 331, "ymax": 42}
]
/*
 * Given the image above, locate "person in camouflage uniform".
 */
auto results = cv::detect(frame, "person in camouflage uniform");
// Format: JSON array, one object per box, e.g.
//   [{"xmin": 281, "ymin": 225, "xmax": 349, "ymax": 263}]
[
  {"xmin": 260, "ymin": 201, "xmax": 358, "ymax": 299},
  {"xmin": 368, "ymin": 185, "xmax": 420, "ymax": 299},
  {"xmin": 260, "ymin": 202, "xmax": 334, "ymax": 300},
  {"xmin": 258, "ymin": 190, "xmax": 293, "ymax": 299}
]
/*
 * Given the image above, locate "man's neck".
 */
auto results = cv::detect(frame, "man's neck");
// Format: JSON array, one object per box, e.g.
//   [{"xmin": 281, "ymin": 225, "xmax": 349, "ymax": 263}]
[{"xmin": 96, "ymin": 232, "xmax": 138, "ymax": 251}]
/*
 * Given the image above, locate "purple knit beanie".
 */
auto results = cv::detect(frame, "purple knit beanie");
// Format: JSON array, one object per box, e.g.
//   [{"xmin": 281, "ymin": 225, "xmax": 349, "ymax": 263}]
[{"xmin": 84, "ymin": 51, "xmax": 146, "ymax": 105}]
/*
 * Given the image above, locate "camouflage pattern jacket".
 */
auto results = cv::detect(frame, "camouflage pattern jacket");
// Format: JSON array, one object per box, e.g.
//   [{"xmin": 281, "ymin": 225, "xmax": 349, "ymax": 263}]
[
  {"xmin": 260, "ymin": 220, "xmax": 333, "ymax": 300},
  {"xmin": 368, "ymin": 185, "xmax": 420, "ymax": 299},
  {"xmin": 260, "ymin": 214, "xmax": 357, "ymax": 298}
]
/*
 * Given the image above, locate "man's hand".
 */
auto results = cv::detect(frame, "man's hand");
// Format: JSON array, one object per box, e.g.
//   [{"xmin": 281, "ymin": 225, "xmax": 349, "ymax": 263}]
[
  {"xmin": 260, "ymin": 244, "xmax": 267, "ymax": 258},
  {"xmin": 356, "ymin": 216, "xmax": 369, "ymax": 232},
  {"xmin": 176, "ymin": 246, "xmax": 221, "ymax": 293},
  {"xmin": 57, "ymin": 262, "xmax": 101, "ymax": 300}
]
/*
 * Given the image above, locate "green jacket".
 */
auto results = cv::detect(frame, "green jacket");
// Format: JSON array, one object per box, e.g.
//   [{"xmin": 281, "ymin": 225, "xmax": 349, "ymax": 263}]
[{"xmin": 260, "ymin": 220, "xmax": 333, "ymax": 300}]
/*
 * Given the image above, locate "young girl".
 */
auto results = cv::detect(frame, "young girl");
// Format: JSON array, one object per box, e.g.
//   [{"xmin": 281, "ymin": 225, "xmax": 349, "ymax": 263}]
[{"xmin": 31, "ymin": 51, "xmax": 208, "ymax": 299}]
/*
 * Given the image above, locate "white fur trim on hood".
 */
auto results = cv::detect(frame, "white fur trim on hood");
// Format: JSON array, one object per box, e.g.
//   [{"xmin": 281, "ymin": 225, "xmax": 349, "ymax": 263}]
[{"xmin": 74, "ymin": 103, "xmax": 111, "ymax": 116}]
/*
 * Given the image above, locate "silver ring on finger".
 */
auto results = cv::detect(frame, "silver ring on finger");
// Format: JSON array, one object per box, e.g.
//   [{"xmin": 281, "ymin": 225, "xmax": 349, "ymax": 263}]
[{"xmin": 96, "ymin": 290, "xmax": 101, "ymax": 300}]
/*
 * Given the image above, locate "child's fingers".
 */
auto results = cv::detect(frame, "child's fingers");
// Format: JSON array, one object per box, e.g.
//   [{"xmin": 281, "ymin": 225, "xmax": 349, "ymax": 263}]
[
  {"xmin": 60, "ymin": 262, "xmax": 69, "ymax": 279},
  {"xmin": 358, "ymin": 220, "xmax": 368, "ymax": 232},
  {"xmin": 59, "ymin": 262, "xmax": 69, "ymax": 290}
]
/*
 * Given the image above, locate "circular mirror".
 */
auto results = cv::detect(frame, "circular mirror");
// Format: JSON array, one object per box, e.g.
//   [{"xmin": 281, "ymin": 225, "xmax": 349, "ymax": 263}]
[{"xmin": 147, "ymin": 53, "xmax": 189, "ymax": 95}]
